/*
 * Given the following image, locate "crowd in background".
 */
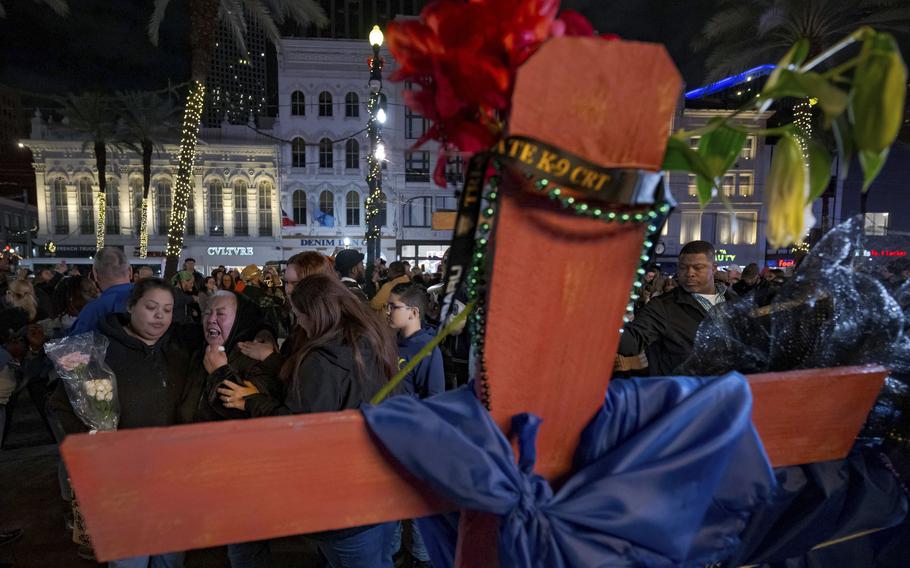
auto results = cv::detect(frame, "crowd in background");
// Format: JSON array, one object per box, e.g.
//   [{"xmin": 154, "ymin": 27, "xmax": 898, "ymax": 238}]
[{"xmin": 0, "ymin": 247, "xmax": 459, "ymax": 568}]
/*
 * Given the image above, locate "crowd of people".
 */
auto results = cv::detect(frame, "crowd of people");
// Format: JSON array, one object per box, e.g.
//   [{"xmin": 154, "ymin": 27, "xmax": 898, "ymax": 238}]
[
  {"xmin": 0, "ymin": 248, "xmax": 455, "ymax": 568},
  {"xmin": 3, "ymin": 237, "xmax": 890, "ymax": 567}
]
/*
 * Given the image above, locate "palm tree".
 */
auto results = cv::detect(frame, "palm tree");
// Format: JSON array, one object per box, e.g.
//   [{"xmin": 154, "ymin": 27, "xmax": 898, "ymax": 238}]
[
  {"xmin": 695, "ymin": 0, "xmax": 910, "ymax": 81},
  {"xmin": 58, "ymin": 92, "xmax": 120, "ymax": 251},
  {"xmin": 148, "ymin": 0, "xmax": 327, "ymax": 277},
  {"xmin": 116, "ymin": 91, "xmax": 180, "ymax": 259},
  {"xmin": 0, "ymin": 0, "xmax": 68, "ymax": 18}
]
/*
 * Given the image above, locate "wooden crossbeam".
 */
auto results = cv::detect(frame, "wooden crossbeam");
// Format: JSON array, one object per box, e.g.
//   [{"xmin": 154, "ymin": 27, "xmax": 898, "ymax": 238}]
[{"xmin": 61, "ymin": 365, "xmax": 887, "ymax": 561}]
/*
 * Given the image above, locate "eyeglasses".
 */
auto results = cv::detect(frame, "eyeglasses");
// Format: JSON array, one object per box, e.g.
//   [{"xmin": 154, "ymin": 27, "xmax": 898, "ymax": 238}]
[{"xmin": 384, "ymin": 302, "xmax": 415, "ymax": 314}]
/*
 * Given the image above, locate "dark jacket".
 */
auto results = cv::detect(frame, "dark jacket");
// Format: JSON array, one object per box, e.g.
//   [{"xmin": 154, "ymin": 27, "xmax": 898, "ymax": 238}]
[
  {"xmin": 245, "ymin": 339, "xmax": 386, "ymax": 418},
  {"xmin": 618, "ymin": 285, "xmax": 737, "ymax": 376},
  {"xmin": 243, "ymin": 337, "xmax": 387, "ymax": 542},
  {"xmin": 341, "ymin": 278, "xmax": 370, "ymax": 303},
  {"xmin": 185, "ymin": 291, "xmax": 284, "ymax": 423},
  {"xmin": 48, "ymin": 313, "xmax": 200, "ymax": 435}
]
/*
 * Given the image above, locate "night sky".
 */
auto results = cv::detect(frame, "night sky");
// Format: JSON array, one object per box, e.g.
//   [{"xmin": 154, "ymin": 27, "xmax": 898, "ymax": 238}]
[{"xmin": 0, "ymin": 0, "xmax": 716, "ymax": 100}]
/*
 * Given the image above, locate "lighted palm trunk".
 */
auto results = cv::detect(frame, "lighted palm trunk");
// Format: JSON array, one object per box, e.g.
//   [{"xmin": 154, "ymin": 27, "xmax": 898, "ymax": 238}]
[
  {"xmin": 163, "ymin": 81, "xmax": 205, "ymax": 275},
  {"xmin": 60, "ymin": 37, "xmax": 886, "ymax": 563}
]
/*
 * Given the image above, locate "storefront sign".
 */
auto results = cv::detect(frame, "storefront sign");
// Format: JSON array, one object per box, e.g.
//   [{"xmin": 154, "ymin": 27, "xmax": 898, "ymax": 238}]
[
  {"xmin": 863, "ymin": 249, "xmax": 907, "ymax": 257},
  {"xmin": 299, "ymin": 238, "xmax": 365, "ymax": 247},
  {"xmin": 207, "ymin": 246, "xmax": 255, "ymax": 256},
  {"xmin": 715, "ymin": 249, "xmax": 737, "ymax": 262}
]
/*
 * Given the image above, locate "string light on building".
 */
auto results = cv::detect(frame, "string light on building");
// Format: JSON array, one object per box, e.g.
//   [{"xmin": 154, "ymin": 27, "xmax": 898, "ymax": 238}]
[
  {"xmin": 165, "ymin": 81, "xmax": 206, "ymax": 260},
  {"xmin": 365, "ymin": 25, "xmax": 385, "ymax": 265},
  {"xmin": 794, "ymin": 98, "xmax": 814, "ymax": 162}
]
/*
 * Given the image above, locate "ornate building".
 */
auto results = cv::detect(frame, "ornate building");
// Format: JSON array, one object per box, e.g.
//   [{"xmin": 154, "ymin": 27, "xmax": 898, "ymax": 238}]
[
  {"xmin": 23, "ymin": 115, "xmax": 282, "ymax": 272},
  {"xmin": 275, "ymin": 37, "xmax": 457, "ymax": 271}
]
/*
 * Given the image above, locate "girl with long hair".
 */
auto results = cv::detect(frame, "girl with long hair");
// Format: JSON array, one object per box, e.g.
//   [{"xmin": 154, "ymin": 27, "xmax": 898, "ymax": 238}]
[{"xmin": 218, "ymin": 274, "xmax": 397, "ymax": 567}]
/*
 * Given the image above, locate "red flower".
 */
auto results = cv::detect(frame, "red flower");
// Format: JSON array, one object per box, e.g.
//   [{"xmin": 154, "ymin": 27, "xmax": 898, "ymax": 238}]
[{"xmin": 387, "ymin": 0, "xmax": 604, "ymax": 185}]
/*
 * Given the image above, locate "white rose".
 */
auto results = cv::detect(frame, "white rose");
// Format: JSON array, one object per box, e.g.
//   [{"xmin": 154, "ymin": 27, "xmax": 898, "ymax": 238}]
[
  {"xmin": 100, "ymin": 379, "xmax": 113, "ymax": 392},
  {"xmin": 95, "ymin": 391, "xmax": 107, "ymax": 402},
  {"xmin": 104, "ymin": 391, "xmax": 113, "ymax": 402},
  {"xmin": 85, "ymin": 382, "xmax": 97, "ymax": 397}
]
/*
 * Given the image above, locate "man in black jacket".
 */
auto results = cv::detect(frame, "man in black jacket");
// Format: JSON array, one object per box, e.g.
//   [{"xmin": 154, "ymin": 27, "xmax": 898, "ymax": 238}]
[{"xmin": 618, "ymin": 240, "xmax": 737, "ymax": 376}]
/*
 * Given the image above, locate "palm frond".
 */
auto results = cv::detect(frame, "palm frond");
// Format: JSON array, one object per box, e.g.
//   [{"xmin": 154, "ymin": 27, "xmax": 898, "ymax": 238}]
[
  {"xmin": 115, "ymin": 90, "xmax": 178, "ymax": 156},
  {"xmin": 242, "ymin": 0, "xmax": 282, "ymax": 48},
  {"xmin": 37, "ymin": 0, "xmax": 69, "ymax": 16},
  {"xmin": 148, "ymin": 0, "xmax": 173, "ymax": 45},
  {"xmin": 219, "ymin": 0, "xmax": 249, "ymax": 55},
  {"xmin": 267, "ymin": 0, "xmax": 328, "ymax": 29}
]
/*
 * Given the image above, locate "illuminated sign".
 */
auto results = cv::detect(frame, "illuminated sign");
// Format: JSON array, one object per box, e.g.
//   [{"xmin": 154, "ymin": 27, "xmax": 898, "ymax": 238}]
[
  {"xmin": 777, "ymin": 259, "xmax": 795, "ymax": 267},
  {"xmin": 715, "ymin": 249, "xmax": 737, "ymax": 262},
  {"xmin": 207, "ymin": 246, "xmax": 254, "ymax": 256},
  {"xmin": 863, "ymin": 249, "xmax": 907, "ymax": 257},
  {"xmin": 300, "ymin": 238, "xmax": 365, "ymax": 247}
]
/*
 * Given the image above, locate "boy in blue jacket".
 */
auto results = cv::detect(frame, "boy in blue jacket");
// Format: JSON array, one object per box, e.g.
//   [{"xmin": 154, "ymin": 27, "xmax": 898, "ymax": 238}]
[
  {"xmin": 385, "ymin": 282, "xmax": 443, "ymax": 567},
  {"xmin": 386, "ymin": 282, "xmax": 445, "ymax": 400}
]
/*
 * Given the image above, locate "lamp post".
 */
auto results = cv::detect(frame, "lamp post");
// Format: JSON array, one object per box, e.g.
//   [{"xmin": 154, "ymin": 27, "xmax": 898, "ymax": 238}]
[{"xmin": 365, "ymin": 25, "xmax": 386, "ymax": 284}]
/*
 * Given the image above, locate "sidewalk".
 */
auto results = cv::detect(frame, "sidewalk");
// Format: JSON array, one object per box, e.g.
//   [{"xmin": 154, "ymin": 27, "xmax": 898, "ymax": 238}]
[{"xmin": 0, "ymin": 391, "xmax": 322, "ymax": 567}]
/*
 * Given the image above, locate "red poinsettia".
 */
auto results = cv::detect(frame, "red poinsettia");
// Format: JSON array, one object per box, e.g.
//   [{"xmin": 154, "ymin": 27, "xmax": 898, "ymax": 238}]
[{"xmin": 387, "ymin": 0, "xmax": 612, "ymax": 186}]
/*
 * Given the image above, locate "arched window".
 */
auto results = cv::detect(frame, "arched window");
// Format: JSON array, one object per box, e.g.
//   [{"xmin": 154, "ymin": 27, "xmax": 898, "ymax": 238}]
[
  {"xmin": 291, "ymin": 91, "xmax": 305, "ymax": 116},
  {"xmin": 78, "ymin": 178, "xmax": 94, "ymax": 235},
  {"xmin": 292, "ymin": 190, "xmax": 307, "ymax": 225},
  {"xmin": 208, "ymin": 179, "xmax": 224, "ymax": 236},
  {"xmin": 234, "ymin": 179, "xmax": 249, "ymax": 236},
  {"xmin": 292, "ymin": 137, "xmax": 306, "ymax": 168},
  {"xmin": 105, "ymin": 178, "xmax": 120, "ymax": 234},
  {"xmin": 378, "ymin": 191, "xmax": 387, "ymax": 227},
  {"xmin": 53, "ymin": 178, "xmax": 68, "ymax": 234},
  {"xmin": 155, "ymin": 179, "xmax": 171, "ymax": 235},
  {"xmin": 258, "ymin": 180, "xmax": 273, "ymax": 236},
  {"xmin": 345, "ymin": 139, "xmax": 360, "ymax": 170},
  {"xmin": 346, "ymin": 191, "xmax": 360, "ymax": 226},
  {"xmin": 345, "ymin": 92, "xmax": 359, "ymax": 117},
  {"xmin": 318, "ymin": 91, "xmax": 333, "ymax": 116},
  {"xmin": 319, "ymin": 138, "xmax": 333, "ymax": 169},
  {"xmin": 317, "ymin": 190, "xmax": 334, "ymax": 227}
]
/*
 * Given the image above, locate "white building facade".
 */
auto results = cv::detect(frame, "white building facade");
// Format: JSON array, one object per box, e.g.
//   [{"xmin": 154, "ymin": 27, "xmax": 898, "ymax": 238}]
[
  {"xmin": 275, "ymin": 38, "xmax": 457, "ymax": 271},
  {"xmin": 23, "ymin": 116, "xmax": 283, "ymax": 273}
]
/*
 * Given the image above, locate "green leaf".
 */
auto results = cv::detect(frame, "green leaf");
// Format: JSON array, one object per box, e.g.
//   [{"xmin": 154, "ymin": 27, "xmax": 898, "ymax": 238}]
[
  {"xmin": 762, "ymin": 71, "xmax": 849, "ymax": 122},
  {"xmin": 807, "ymin": 141, "xmax": 833, "ymax": 203},
  {"xmin": 765, "ymin": 38, "xmax": 811, "ymax": 93},
  {"xmin": 698, "ymin": 124, "xmax": 748, "ymax": 178},
  {"xmin": 663, "ymin": 136, "xmax": 717, "ymax": 205},
  {"xmin": 696, "ymin": 175, "xmax": 716, "ymax": 206},
  {"xmin": 850, "ymin": 32, "xmax": 907, "ymax": 153},
  {"xmin": 858, "ymin": 147, "xmax": 889, "ymax": 193},
  {"xmin": 832, "ymin": 114, "xmax": 855, "ymax": 180},
  {"xmin": 662, "ymin": 135, "xmax": 714, "ymax": 180}
]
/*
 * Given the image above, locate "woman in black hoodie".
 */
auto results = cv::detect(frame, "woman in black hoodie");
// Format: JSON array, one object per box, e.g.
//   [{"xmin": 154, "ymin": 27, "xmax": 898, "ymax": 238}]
[
  {"xmin": 218, "ymin": 273, "xmax": 399, "ymax": 568},
  {"xmin": 49, "ymin": 278, "xmax": 200, "ymax": 568}
]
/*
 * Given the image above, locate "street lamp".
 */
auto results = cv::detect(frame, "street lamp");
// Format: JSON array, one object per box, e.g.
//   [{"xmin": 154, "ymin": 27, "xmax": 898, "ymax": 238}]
[{"xmin": 365, "ymin": 24, "xmax": 385, "ymax": 286}]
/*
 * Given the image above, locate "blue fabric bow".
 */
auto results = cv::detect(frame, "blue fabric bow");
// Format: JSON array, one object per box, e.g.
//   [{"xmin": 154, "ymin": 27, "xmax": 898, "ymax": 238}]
[{"xmin": 362, "ymin": 373, "xmax": 776, "ymax": 567}]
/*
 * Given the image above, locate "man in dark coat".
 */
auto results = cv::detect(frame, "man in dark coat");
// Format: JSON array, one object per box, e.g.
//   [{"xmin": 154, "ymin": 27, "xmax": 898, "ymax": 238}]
[
  {"xmin": 334, "ymin": 249, "xmax": 369, "ymax": 302},
  {"xmin": 618, "ymin": 240, "xmax": 737, "ymax": 376}
]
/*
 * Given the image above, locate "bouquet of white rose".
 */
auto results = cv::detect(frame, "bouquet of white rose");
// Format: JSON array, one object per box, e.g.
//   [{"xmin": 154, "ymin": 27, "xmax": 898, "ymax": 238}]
[{"xmin": 45, "ymin": 332, "xmax": 119, "ymax": 431}]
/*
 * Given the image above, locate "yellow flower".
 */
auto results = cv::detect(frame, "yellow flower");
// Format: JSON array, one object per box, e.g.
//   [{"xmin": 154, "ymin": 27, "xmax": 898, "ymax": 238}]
[{"xmin": 766, "ymin": 134, "xmax": 815, "ymax": 248}]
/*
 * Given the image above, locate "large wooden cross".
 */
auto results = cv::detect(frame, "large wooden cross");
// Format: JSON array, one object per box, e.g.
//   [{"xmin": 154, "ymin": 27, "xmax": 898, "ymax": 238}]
[{"xmin": 61, "ymin": 38, "xmax": 887, "ymax": 564}]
